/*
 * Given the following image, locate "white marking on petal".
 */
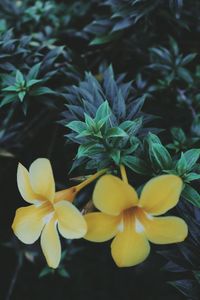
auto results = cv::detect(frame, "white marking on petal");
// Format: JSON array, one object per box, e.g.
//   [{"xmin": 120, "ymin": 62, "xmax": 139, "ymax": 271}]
[
  {"xmin": 145, "ymin": 212, "xmax": 154, "ymax": 220},
  {"xmin": 117, "ymin": 220, "xmax": 124, "ymax": 232},
  {"xmin": 43, "ymin": 212, "xmax": 55, "ymax": 224},
  {"xmin": 135, "ymin": 218, "xmax": 145, "ymax": 233},
  {"xmin": 34, "ymin": 200, "xmax": 43, "ymax": 207}
]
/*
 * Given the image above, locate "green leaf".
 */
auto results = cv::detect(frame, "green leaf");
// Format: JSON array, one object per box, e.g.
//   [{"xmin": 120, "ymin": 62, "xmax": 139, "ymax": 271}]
[
  {"xmin": 184, "ymin": 172, "xmax": 200, "ymax": 182},
  {"xmin": 150, "ymin": 143, "xmax": 172, "ymax": 170},
  {"xmin": 182, "ymin": 53, "xmax": 197, "ymax": 66},
  {"xmin": 110, "ymin": 149, "xmax": 121, "ymax": 165},
  {"xmin": 90, "ymin": 33, "xmax": 120, "ymax": 46},
  {"xmin": 30, "ymin": 87, "xmax": 55, "ymax": 96},
  {"xmin": 95, "ymin": 102, "xmax": 111, "ymax": 128},
  {"xmin": 84, "ymin": 114, "xmax": 96, "ymax": 129},
  {"xmin": 119, "ymin": 118, "xmax": 143, "ymax": 136},
  {"xmin": 95, "ymin": 101, "xmax": 111, "ymax": 122},
  {"xmin": 193, "ymin": 271, "xmax": 200, "ymax": 284},
  {"xmin": 169, "ymin": 36, "xmax": 179, "ymax": 56},
  {"xmin": 147, "ymin": 132, "xmax": 162, "ymax": 144},
  {"xmin": 175, "ymin": 153, "xmax": 187, "ymax": 175},
  {"xmin": 76, "ymin": 130, "xmax": 92, "ymax": 138},
  {"xmin": 184, "ymin": 149, "xmax": 200, "ymax": 171},
  {"xmin": 171, "ymin": 127, "xmax": 186, "ymax": 143},
  {"xmin": 27, "ymin": 63, "xmax": 41, "ymax": 80},
  {"xmin": 58, "ymin": 268, "xmax": 70, "ymax": 278},
  {"xmin": 27, "ymin": 79, "xmax": 43, "ymax": 88},
  {"xmin": 105, "ymin": 127, "xmax": 128, "ymax": 138},
  {"xmin": 123, "ymin": 137, "xmax": 140, "ymax": 154},
  {"xmin": 182, "ymin": 184, "xmax": 200, "ymax": 207},
  {"xmin": 2, "ymin": 85, "xmax": 17, "ymax": 92},
  {"xmin": 39, "ymin": 267, "xmax": 54, "ymax": 278},
  {"xmin": 96, "ymin": 115, "xmax": 110, "ymax": 129},
  {"xmin": 15, "ymin": 70, "xmax": 24, "ymax": 83},
  {"xmin": 177, "ymin": 67, "xmax": 193, "ymax": 83},
  {"xmin": 77, "ymin": 143, "xmax": 103, "ymax": 158},
  {"xmin": 18, "ymin": 91, "xmax": 26, "ymax": 102},
  {"xmin": 66, "ymin": 121, "xmax": 87, "ymax": 134},
  {"xmin": 122, "ymin": 155, "xmax": 150, "ymax": 175},
  {"xmin": 0, "ymin": 94, "xmax": 17, "ymax": 107}
]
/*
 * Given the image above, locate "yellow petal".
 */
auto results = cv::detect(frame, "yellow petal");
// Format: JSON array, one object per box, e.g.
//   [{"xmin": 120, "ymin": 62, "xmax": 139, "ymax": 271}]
[
  {"xmin": 84, "ymin": 212, "xmax": 121, "ymax": 242},
  {"xmin": 40, "ymin": 217, "xmax": 61, "ymax": 268},
  {"xmin": 93, "ymin": 175, "xmax": 138, "ymax": 216},
  {"xmin": 139, "ymin": 175, "xmax": 183, "ymax": 215},
  {"xmin": 29, "ymin": 158, "xmax": 55, "ymax": 202},
  {"xmin": 137, "ymin": 211, "xmax": 188, "ymax": 244},
  {"xmin": 55, "ymin": 201, "xmax": 87, "ymax": 239},
  {"xmin": 111, "ymin": 212, "xmax": 150, "ymax": 267},
  {"xmin": 12, "ymin": 205, "xmax": 45, "ymax": 244},
  {"xmin": 17, "ymin": 163, "xmax": 39, "ymax": 204}
]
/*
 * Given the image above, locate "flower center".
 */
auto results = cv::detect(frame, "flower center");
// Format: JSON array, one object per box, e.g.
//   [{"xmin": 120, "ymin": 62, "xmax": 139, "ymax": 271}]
[
  {"xmin": 120, "ymin": 207, "xmax": 146, "ymax": 233},
  {"xmin": 38, "ymin": 200, "xmax": 55, "ymax": 223}
]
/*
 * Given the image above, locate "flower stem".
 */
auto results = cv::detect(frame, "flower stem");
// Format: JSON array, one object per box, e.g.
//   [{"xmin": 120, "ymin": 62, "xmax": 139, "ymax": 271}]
[
  {"xmin": 75, "ymin": 168, "xmax": 108, "ymax": 192},
  {"xmin": 6, "ymin": 253, "xmax": 23, "ymax": 300},
  {"xmin": 120, "ymin": 164, "xmax": 128, "ymax": 183}
]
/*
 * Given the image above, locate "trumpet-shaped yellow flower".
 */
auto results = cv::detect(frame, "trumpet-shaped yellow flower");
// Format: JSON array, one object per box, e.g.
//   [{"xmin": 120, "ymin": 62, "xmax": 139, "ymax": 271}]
[
  {"xmin": 12, "ymin": 158, "xmax": 87, "ymax": 268},
  {"xmin": 84, "ymin": 174, "xmax": 188, "ymax": 267}
]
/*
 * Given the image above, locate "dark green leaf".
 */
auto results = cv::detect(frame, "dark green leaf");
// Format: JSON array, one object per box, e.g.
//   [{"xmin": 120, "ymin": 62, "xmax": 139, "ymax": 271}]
[
  {"xmin": 105, "ymin": 127, "xmax": 128, "ymax": 138},
  {"xmin": 122, "ymin": 155, "xmax": 150, "ymax": 175},
  {"xmin": 27, "ymin": 63, "xmax": 41, "ymax": 80},
  {"xmin": 184, "ymin": 149, "xmax": 200, "ymax": 171},
  {"xmin": 30, "ymin": 87, "xmax": 55, "ymax": 96},
  {"xmin": 182, "ymin": 184, "xmax": 200, "ymax": 207},
  {"xmin": 150, "ymin": 143, "xmax": 172, "ymax": 170},
  {"xmin": 66, "ymin": 121, "xmax": 87, "ymax": 134}
]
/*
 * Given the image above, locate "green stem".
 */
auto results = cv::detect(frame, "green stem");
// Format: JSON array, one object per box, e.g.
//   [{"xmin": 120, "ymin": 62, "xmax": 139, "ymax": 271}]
[
  {"xmin": 6, "ymin": 253, "xmax": 23, "ymax": 300},
  {"xmin": 75, "ymin": 168, "xmax": 108, "ymax": 192},
  {"xmin": 120, "ymin": 164, "xmax": 128, "ymax": 183}
]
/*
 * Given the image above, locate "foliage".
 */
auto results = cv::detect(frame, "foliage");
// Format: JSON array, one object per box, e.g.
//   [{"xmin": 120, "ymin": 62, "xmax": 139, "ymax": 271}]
[
  {"xmin": 62, "ymin": 65, "xmax": 156, "ymax": 170},
  {"xmin": 1, "ymin": 1, "xmax": 200, "ymax": 300}
]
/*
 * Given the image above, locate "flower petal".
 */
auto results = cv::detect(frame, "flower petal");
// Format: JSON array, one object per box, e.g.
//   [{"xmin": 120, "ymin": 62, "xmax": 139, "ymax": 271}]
[
  {"xmin": 139, "ymin": 175, "xmax": 183, "ymax": 215},
  {"xmin": 55, "ymin": 201, "xmax": 87, "ymax": 239},
  {"xmin": 40, "ymin": 217, "xmax": 61, "ymax": 268},
  {"xmin": 111, "ymin": 213, "xmax": 150, "ymax": 267},
  {"xmin": 93, "ymin": 175, "xmax": 138, "ymax": 216},
  {"xmin": 138, "ymin": 212, "xmax": 188, "ymax": 244},
  {"xmin": 29, "ymin": 158, "xmax": 55, "ymax": 202},
  {"xmin": 12, "ymin": 205, "xmax": 45, "ymax": 244},
  {"xmin": 84, "ymin": 212, "xmax": 121, "ymax": 242},
  {"xmin": 17, "ymin": 163, "xmax": 39, "ymax": 204}
]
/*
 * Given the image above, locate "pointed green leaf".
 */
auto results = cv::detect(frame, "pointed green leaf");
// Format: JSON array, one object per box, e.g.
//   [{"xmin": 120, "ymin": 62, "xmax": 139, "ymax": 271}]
[
  {"xmin": 30, "ymin": 87, "xmax": 55, "ymax": 96},
  {"xmin": 27, "ymin": 79, "xmax": 43, "ymax": 88},
  {"xmin": 95, "ymin": 101, "xmax": 111, "ymax": 122},
  {"xmin": 184, "ymin": 149, "xmax": 200, "ymax": 171},
  {"xmin": 66, "ymin": 121, "xmax": 87, "ymax": 134},
  {"xmin": 18, "ymin": 91, "xmax": 26, "ymax": 102},
  {"xmin": 184, "ymin": 173, "xmax": 200, "ymax": 182},
  {"xmin": 150, "ymin": 143, "xmax": 172, "ymax": 170},
  {"xmin": 105, "ymin": 127, "xmax": 128, "ymax": 138},
  {"xmin": 27, "ymin": 62, "xmax": 41, "ymax": 80},
  {"xmin": 176, "ymin": 153, "xmax": 187, "ymax": 175},
  {"xmin": 15, "ymin": 70, "xmax": 24, "ymax": 83},
  {"xmin": 182, "ymin": 184, "xmax": 200, "ymax": 207},
  {"xmin": 2, "ymin": 85, "xmax": 17, "ymax": 92},
  {"xmin": 122, "ymin": 155, "xmax": 150, "ymax": 175}
]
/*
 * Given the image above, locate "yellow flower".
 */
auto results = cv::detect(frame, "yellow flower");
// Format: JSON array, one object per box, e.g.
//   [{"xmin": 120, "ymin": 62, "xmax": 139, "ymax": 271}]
[
  {"xmin": 12, "ymin": 158, "xmax": 87, "ymax": 268},
  {"xmin": 84, "ymin": 173, "xmax": 188, "ymax": 267}
]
